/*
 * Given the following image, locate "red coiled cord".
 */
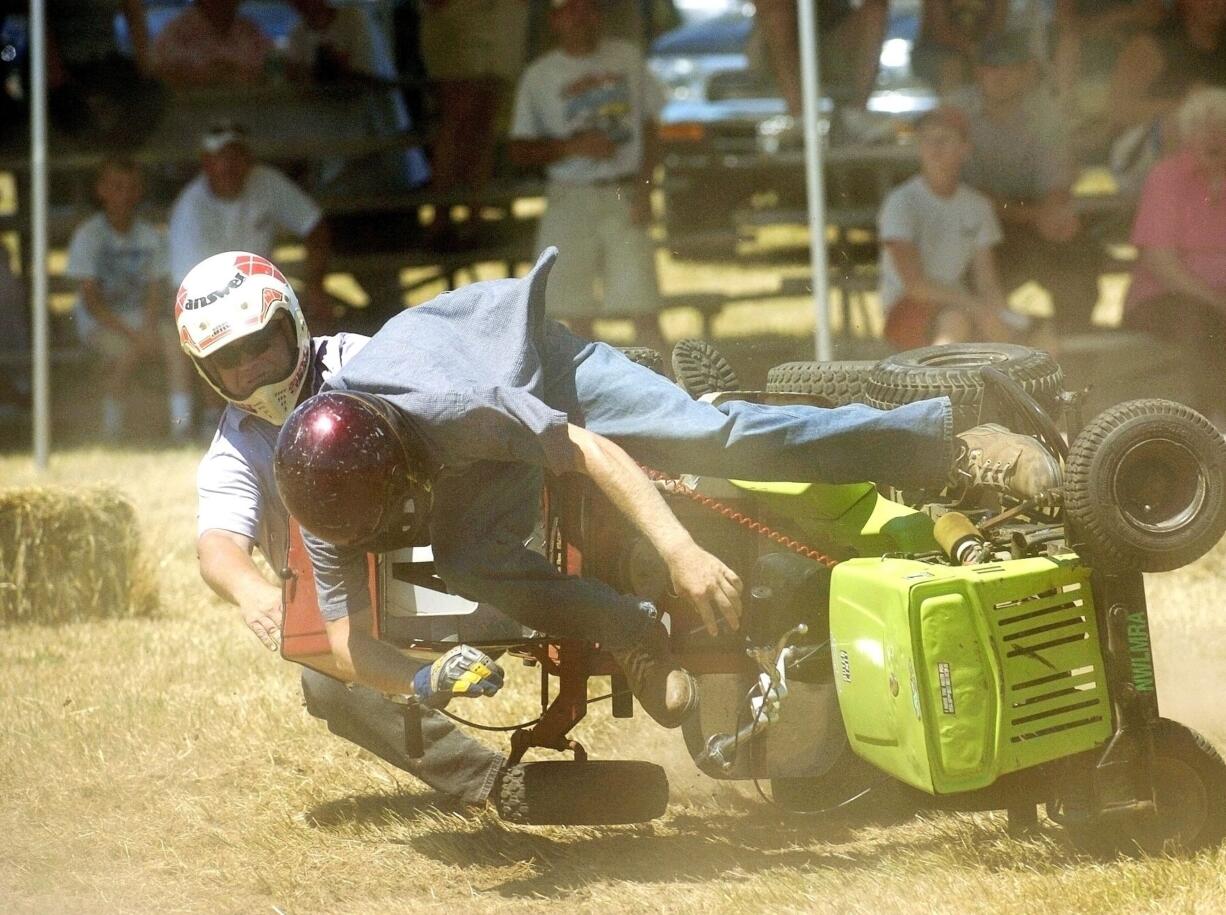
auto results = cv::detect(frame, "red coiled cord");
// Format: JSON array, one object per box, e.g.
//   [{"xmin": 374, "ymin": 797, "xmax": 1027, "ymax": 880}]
[{"xmin": 642, "ymin": 467, "xmax": 840, "ymax": 569}]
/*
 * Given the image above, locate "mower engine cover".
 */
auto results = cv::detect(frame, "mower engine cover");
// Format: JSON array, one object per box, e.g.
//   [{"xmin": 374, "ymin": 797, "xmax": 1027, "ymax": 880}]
[{"xmin": 829, "ymin": 555, "xmax": 1113, "ymax": 795}]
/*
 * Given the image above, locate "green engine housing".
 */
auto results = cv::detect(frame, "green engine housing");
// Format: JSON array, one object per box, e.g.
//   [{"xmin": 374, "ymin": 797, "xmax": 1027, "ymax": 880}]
[{"xmin": 829, "ymin": 555, "xmax": 1113, "ymax": 795}]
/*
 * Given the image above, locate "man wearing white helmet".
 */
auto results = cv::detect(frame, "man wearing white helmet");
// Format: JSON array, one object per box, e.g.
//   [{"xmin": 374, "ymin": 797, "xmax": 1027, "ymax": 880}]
[{"xmin": 180, "ymin": 251, "xmax": 506, "ymax": 806}]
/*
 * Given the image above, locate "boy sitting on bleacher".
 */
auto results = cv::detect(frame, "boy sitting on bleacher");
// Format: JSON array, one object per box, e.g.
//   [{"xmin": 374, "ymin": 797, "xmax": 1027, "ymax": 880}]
[{"xmin": 66, "ymin": 157, "xmax": 193, "ymax": 442}]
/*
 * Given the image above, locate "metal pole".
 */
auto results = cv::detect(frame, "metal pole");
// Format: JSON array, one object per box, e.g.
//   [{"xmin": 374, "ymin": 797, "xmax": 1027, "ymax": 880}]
[
  {"xmin": 796, "ymin": 0, "xmax": 831, "ymax": 361},
  {"xmin": 29, "ymin": 0, "xmax": 50, "ymax": 468}
]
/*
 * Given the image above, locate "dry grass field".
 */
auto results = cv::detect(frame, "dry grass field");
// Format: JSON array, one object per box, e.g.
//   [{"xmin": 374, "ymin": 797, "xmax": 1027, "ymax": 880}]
[{"xmin": 6, "ymin": 436, "xmax": 1226, "ymax": 914}]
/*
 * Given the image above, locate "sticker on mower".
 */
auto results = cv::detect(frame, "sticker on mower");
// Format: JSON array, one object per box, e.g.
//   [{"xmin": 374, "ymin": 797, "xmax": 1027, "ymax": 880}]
[
  {"xmin": 838, "ymin": 650, "xmax": 851, "ymax": 683},
  {"xmin": 937, "ymin": 661, "xmax": 956, "ymax": 715}
]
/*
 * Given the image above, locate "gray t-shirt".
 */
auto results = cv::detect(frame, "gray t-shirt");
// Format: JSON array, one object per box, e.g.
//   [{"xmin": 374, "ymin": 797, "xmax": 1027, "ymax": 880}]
[
  {"xmin": 949, "ymin": 86, "xmax": 1075, "ymax": 201},
  {"xmin": 877, "ymin": 174, "xmax": 1002, "ymax": 313},
  {"xmin": 196, "ymin": 333, "xmax": 368, "ymax": 567},
  {"xmin": 66, "ymin": 212, "xmax": 169, "ymax": 338}
]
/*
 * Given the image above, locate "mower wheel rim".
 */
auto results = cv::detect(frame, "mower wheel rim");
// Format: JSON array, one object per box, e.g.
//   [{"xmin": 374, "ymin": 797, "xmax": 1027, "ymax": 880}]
[{"xmin": 1112, "ymin": 437, "xmax": 1207, "ymax": 535}]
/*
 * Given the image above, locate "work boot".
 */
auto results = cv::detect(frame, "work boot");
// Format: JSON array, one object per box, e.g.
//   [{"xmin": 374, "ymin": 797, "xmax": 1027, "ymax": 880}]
[
  {"xmin": 610, "ymin": 621, "xmax": 698, "ymax": 729},
  {"xmin": 671, "ymin": 339, "xmax": 740, "ymax": 399},
  {"xmin": 952, "ymin": 424, "xmax": 1063, "ymax": 502}
]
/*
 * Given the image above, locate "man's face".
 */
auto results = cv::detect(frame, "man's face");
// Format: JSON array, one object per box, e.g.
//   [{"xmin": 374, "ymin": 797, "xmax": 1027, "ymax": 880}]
[
  {"xmin": 95, "ymin": 166, "xmax": 143, "ymax": 220},
  {"xmin": 202, "ymin": 144, "xmax": 253, "ymax": 199},
  {"xmin": 976, "ymin": 61, "xmax": 1034, "ymax": 106},
  {"xmin": 917, "ymin": 124, "xmax": 970, "ymax": 180},
  {"xmin": 1188, "ymin": 118, "xmax": 1226, "ymax": 177},
  {"xmin": 551, "ymin": 0, "xmax": 602, "ymax": 50},
  {"xmin": 205, "ymin": 312, "xmax": 297, "ymax": 401}
]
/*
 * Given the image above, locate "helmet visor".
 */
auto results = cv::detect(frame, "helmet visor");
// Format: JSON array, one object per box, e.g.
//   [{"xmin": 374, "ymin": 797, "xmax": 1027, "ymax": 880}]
[{"xmin": 198, "ymin": 311, "xmax": 298, "ymax": 401}]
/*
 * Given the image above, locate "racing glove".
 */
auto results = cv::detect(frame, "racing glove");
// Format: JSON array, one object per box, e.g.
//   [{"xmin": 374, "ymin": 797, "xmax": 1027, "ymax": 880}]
[{"xmin": 412, "ymin": 644, "xmax": 505, "ymax": 709}]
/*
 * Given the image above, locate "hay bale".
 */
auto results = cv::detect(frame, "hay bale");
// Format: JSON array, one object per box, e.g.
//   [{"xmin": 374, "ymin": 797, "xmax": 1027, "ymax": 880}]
[{"xmin": 0, "ymin": 485, "xmax": 158, "ymax": 625}]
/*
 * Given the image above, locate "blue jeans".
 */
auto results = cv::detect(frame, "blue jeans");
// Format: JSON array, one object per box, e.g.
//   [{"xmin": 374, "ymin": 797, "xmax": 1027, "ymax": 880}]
[
  {"xmin": 429, "ymin": 331, "xmax": 953, "ymax": 651},
  {"xmin": 301, "ymin": 669, "xmax": 505, "ymax": 804}
]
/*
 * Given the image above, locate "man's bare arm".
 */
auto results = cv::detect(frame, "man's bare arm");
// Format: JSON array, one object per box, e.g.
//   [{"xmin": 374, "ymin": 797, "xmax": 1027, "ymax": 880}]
[
  {"xmin": 565, "ymin": 423, "xmax": 742, "ymax": 635},
  {"xmin": 197, "ymin": 529, "xmax": 284, "ymax": 651}
]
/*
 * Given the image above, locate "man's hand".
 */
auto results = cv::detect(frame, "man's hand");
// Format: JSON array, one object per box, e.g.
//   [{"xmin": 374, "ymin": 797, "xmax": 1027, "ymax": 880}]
[
  {"xmin": 567, "ymin": 129, "xmax": 617, "ymax": 160},
  {"xmin": 412, "ymin": 644, "xmax": 505, "ymax": 708},
  {"xmin": 667, "ymin": 543, "xmax": 743, "ymax": 637},
  {"xmin": 240, "ymin": 583, "xmax": 284, "ymax": 652}
]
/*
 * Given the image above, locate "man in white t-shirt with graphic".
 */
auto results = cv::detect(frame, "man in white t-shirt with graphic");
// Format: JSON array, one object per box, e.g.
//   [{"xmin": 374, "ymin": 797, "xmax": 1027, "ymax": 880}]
[
  {"xmin": 509, "ymin": 0, "xmax": 665, "ymax": 352},
  {"xmin": 66, "ymin": 157, "xmax": 193, "ymax": 440},
  {"xmin": 877, "ymin": 106, "xmax": 1023, "ymax": 350},
  {"xmin": 168, "ymin": 122, "xmax": 332, "ymax": 329}
]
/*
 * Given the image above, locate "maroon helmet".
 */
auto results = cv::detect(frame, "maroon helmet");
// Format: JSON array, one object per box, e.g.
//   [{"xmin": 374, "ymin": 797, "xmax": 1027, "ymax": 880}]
[{"xmin": 274, "ymin": 391, "xmax": 435, "ymax": 549}]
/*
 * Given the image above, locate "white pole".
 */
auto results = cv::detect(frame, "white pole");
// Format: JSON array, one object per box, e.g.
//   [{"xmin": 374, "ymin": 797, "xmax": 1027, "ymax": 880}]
[
  {"xmin": 29, "ymin": 0, "xmax": 50, "ymax": 468},
  {"xmin": 796, "ymin": 0, "xmax": 831, "ymax": 361}
]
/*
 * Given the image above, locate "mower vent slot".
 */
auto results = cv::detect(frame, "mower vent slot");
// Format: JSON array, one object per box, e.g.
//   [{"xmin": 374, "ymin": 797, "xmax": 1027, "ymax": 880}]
[
  {"xmin": 1010, "ymin": 715, "xmax": 1105, "ymax": 743},
  {"xmin": 997, "ymin": 598, "xmax": 1084, "ymax": 627},
  {"xmin": 1001, "ymin": 615, "xmax": 1086, "ymax": 642},
  {"xmin": 1010, "ymin": 697, "xmax": 1101, "ymax": 725},
  {"xmin": 1011, "ymin": 685, "xmax": 1082, "ymax": 707},
  {"xmin": 1005, "ymin": 632, "xmax": 1089, "ymax": 657}
]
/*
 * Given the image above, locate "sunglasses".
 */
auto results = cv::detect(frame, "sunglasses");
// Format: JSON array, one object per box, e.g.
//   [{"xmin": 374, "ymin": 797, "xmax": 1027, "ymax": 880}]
[{"xmin": 207, "ymin": 315, "xmax": 289, "ymax": 371}]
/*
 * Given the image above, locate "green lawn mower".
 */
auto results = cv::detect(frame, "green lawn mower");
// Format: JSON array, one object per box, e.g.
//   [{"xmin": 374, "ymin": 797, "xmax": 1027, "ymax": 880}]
[{"xmin": 283, "ymin": 343, "xmax": 1226, "ymax": 851}]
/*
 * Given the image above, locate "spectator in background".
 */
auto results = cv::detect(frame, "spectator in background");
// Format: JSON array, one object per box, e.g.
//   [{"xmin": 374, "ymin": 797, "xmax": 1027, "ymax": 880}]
[
  {"xmin": 151, "ymin": 0, "xmax": 270, "ymax": 87},
  {"xmin": 66, "ymin": 158, "xmax": 193, "ymax": 441},
  {"xmin": 168, "ymin": 123, "xmax": 332, "ymax": 328},
  {"xmin": 752, "ymin": 0, "xmax": 887, "ymax": 134},
  {"xmin": 878, "ymin": 107, "xmax": 1021, "ymax": 350},
  {"xmin": 1104, "ymin": 0, "xmax": 1226, "ymax": 194},
  {"xmin": 420, "ymin": 0, "xmax": 530, "ymax": 245},
  {"xmin": 45, "ymin": 0, "xmax": 164, "ymax": 146},
  {"xmin": 1122, "ymin": 87, "xmax": 1226, "ymax": 423},
  {"xmin": 509, "ymin": 0, "xmax": 665, "ymax": 351},
  {"xmin": 285, "ymin": 0, "xmax": 431, "ymax": 191},
  {"xmin": 952, "ymin": 31, "xmax": 1101, "ymax": 336},
  {"xmin": 1052, "ymin": 0, "xmax": 1165, "ymax": 101},
  {"xmin": 912, "ymin": 0, "xmax": 1010, "ymax": 96}
]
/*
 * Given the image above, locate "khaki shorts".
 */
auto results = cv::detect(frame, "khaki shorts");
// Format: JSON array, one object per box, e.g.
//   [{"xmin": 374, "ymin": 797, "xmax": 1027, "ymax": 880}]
[
  {"xmin": 419, "ymin": 0, "xmax": 529, "ymax": 82},
  {"xmin": 536, "ymin": 183, "xmax": 659, "ymax": 320},
  {"xmin": 82, "ymin": 318, "xmax": 180, "ymax": 365}
]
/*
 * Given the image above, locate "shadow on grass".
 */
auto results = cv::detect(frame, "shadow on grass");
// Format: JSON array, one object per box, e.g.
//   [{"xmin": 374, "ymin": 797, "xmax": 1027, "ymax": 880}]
[
  {"xmin": 409, "ymin": 806, "xmax": 941, "ymax": 898},
  {"xmin": 303, "ymin": 790, "xmax": 475, "ymax": 828}
]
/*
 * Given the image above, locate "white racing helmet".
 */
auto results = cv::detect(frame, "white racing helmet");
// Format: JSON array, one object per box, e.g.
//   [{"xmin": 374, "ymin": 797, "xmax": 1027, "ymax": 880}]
[{"xmin": 176, "ymin": 251, "xmax": 311, "ymax": 425}]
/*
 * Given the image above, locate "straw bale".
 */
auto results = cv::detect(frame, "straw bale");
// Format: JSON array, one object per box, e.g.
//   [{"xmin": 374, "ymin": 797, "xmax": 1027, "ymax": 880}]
[{"xmin": 0, "ymin": 485, "xmax": 158, "ymax": 624}]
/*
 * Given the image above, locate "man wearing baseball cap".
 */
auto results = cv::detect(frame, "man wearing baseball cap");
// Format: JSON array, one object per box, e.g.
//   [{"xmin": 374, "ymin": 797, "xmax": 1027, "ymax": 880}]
[
  {"xmin": 167, "ymin": 121, "xmax": 332, "ymax": 328},
  {"xmin": 949, "ymin": 30, "xmax": 1102, "ymax": 336}
]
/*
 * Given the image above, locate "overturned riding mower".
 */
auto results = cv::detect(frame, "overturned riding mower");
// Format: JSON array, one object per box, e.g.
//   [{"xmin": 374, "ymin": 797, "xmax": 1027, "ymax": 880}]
[{"xmin": 283, "ymin": 343, "xmax": 1226, "ymax": 854}]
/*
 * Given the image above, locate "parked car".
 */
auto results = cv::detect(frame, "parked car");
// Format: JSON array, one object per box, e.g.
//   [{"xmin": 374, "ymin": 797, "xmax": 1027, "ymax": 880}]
[{"xmin": 648, "ymin": 1, "xmax": 935, "ymax": 255}]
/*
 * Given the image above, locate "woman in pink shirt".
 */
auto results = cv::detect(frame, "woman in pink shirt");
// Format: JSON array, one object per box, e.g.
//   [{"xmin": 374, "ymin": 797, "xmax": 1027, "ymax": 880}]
[{"xmin": 1124, "ymin": 87, "xmax": 1226, "ymax": 421}]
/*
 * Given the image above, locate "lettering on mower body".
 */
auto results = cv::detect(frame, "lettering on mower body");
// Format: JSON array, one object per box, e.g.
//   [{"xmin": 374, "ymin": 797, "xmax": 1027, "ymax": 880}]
[
  {"xmin": 1127, "ymin": 611, "xmax": 1155, "ymax": 693},
  {"xmin": 181, "ymin": 271, "xmax": 245, "ymax": 310}
]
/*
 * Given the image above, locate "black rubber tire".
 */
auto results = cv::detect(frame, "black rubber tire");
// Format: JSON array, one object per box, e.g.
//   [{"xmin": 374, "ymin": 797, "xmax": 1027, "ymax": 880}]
[
  {"xmin": 1058, "ymin": 719, "xmax": 1226, "ymax": 855},
  {"xmin": 765, "ymin": 360, "xmax": 877, "ymax": 406},
  {"xmin": 496, "ymin": 760, "xmax": 670, "ymax": 825},
  {"xmin": 865, "ymin": 343, "xmax": 1063, "ymax": 432},
  {"xmin": 617, "ymin": 346, "xmax": 667, "ymax": 376},
  {"xmin": 671, "ymin": 338, "xmax": 741, "ymax": 398},
  {"xmin": 1065, "ymin": 399, "xmax": 1226, "ymax": 572}
]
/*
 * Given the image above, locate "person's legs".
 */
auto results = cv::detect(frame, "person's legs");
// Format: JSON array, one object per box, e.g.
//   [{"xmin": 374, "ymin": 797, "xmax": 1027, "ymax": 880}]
[
  {"xmin": 300, "ymin": 668, "xmax": 505, "ymax": 804},
  {"xmin": 599, "ymin": 188, "xmax": 664, "ymax": 352},
  {"xmin": 537, "ymin": 185, "xmax": 602, "ymax": 324},
  {"xmin": 1123, "ymin": 295, "xmax": 1226, "ymax": 421},
  {"xmin": 998, "ymin": 224, "xmax": 1100, "ymax": 333},
  {"xmin": 544, "ymin": 330, "xmax": 955, "ymax": 491},
  {"xmin": 159, "ymin": 320, "xmax": 193, "ymax": 440}
]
